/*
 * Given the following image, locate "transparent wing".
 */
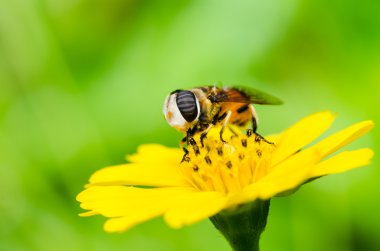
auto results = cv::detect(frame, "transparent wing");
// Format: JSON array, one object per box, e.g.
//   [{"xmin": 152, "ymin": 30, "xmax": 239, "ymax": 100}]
[{"xmin": 213, "ymin": 86, "xmax": 283, "ymax": 105}]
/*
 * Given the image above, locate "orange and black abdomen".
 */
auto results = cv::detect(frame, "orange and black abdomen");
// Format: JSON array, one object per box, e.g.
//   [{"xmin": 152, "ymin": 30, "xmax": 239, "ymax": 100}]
[
  {"xmin": 220, "ymin": 102, "xmax": 252, "ymax": 127},
  {"xmin": 216, "ymin": 87, "xmax": 253, "ymax": 127}
]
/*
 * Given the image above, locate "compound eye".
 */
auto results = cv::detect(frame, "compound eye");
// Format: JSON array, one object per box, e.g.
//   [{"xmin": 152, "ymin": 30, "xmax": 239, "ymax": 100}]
[{"xmin": 176, "ymin": 91, "xmax": 199, "ymax": 122}]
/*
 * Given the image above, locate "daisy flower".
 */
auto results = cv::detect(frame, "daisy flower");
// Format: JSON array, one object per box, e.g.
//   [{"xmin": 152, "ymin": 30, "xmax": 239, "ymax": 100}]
[{"xmin": 77, "ymin": 111, "xmax": 373, "ymax": 250}]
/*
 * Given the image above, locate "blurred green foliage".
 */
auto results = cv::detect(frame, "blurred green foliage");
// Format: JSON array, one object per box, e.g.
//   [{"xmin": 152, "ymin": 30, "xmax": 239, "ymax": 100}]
[{"xmin": 1, "ymin": 0, "xmax": 379, "ymax": 251}]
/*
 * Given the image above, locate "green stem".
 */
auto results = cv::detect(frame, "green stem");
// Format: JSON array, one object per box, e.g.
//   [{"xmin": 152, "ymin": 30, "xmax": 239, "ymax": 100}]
[{"xmin": 210, "ymin": 200, "xmax": 270, "ymax": 251}]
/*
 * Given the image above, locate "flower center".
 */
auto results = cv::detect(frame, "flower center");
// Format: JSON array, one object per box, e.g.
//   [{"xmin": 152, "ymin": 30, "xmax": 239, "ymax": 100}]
[{"xmin": 180, "ymin": 133, "xmax": 276, "ymax": 194}]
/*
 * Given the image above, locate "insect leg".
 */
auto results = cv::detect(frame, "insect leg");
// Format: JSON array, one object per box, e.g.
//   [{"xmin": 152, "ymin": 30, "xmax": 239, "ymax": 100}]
[
  {"xmin": 183, "ymin": 127, "xmax": 200, "ymax": 155},
  {"xmin": 180, "ymin": 147, "xmax": 190, "ymax": 163},
  {"xmin": 249, "ymin": 105, "xmax": 273, "ymax": 145},
  {"xmin": 181, "ymin": 128, "xmax": 195, "ymax": 163},
  {"xmin": 228, "ymin": 125, "xmax": 239, "ymax": 137},
  {"xmin": 188, "ymin": 137, "xmax": 200, "ymax": 155},
  {"xmin": 179, "ymin": 135, "xmax": 190, "ymax": 162},
  {"xmin": 180, "ymin": 136, "xmax": 189, "ymax": 150},
  {"xmin": 219, "ymin": 110, "xmax": 232, "ymax": 143},
  {"xmin": 250, "ymin": 105, "xmax": 259, "ymax": 133},
  {"xmin": 200, "ymin": 124, "xmax": 214, "ymax": 148},
  {"xmin": 185, "ymin": 127, "xmax": 197, "ymax": 144}
]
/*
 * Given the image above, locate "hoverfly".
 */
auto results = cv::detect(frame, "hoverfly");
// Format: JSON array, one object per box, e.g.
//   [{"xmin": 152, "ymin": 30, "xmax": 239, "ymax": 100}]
[{"xmin": 163, "ymin": 86, "xmax": 282, "ymax": 154}]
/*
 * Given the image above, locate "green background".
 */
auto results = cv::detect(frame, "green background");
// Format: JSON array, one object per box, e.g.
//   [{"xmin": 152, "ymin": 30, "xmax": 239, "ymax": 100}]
[{"xmin": 1, "ymin": 0, "xmax": 379, "ymax": 250}]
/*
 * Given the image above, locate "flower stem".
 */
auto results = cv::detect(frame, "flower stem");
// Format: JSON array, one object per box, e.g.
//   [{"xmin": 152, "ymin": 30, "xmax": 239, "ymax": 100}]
[{"xmin": 210, "ymin": 200, "xmax": 270, "ymax": 251}]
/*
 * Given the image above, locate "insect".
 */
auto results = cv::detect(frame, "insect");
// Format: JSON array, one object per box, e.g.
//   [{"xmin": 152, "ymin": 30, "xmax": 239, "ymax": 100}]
[{"xmin": 163, "ymin": 86, "xmax": 283, "ymax": 154}]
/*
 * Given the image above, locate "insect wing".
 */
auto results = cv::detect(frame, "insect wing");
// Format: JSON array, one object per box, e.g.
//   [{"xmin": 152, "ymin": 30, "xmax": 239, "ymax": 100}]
[{"xmin": 216, "ymin": 87, "xmax": 283, "ymax": 105}]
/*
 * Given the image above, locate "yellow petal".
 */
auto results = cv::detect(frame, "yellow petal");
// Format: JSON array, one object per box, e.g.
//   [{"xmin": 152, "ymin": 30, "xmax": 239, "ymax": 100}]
[
  {"xmin": 164, "ymin": 192, "xmax": 227, "ymax": 228},
  {"xmin": 258, "ymin": 150, "xmax": 319, "ymax": 198},
  {"xmin": 308, "ymin": 120, "xmax": 374, "ymax": 158},
  {"xmin": 311, "ymin": 148, "xmax": 374, "ymax": 177},
  {"xmin": 272, "ymin": 147, "xmax": 319, "ymax": 174},
  {"xmin": 77, "ymin": 186, "xmax": 197, "ymax": 232},
  {"xmin": 265, "ymin": 134, "xmax": 280, "ymax": 144},
  {"xmin": 127, "ymin": 144, "xmax": 183, "ymax": 165},
  {"xmin": 103, "ymin": 213, "xmax": 157, "ymax": 232},
  {"xmin": 272, "ymin": 111, "xmax": 335, "ymax": 165},
  {"xmin": 88, "ymin": 162, "xmax": 189, "ymax": 187},
  {"xmin": 230, "ymin": 148, "xmax": 319, "ymax": 206},
  {"xmin": 79, "ymin": 211, "xmax": 98, "ymax": 217},
  {"xmin": 77, "ymin": 186, "xmax": 195, "ymax": 216},
  {"xmin": 87, "ymin": 144, "xmax": 188, "ymax": 187}
]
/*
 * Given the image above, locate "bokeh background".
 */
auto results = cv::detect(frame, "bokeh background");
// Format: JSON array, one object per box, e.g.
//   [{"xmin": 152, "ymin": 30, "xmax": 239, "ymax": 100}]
[{"xmin": 1, "ymin": 0, "xmax": 379, "ymax": 250}]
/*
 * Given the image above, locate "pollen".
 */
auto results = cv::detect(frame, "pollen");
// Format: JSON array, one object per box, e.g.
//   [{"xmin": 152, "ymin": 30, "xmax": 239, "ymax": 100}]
[{"xmin": 180, "ymin": 133, "xmax": 276, "ymax": 194}]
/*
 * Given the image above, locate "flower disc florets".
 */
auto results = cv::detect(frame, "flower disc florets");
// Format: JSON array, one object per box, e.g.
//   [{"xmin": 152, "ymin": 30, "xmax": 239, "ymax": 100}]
[{"xmin": 181, "ymin": 132, "xmax": 276, "ymax": 194}]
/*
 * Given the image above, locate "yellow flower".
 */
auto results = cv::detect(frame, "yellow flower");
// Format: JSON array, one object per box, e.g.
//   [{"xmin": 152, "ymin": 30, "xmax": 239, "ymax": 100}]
[{"xmin": 77, "ymin": 111, "xmax": 374, "ymax": 233}]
